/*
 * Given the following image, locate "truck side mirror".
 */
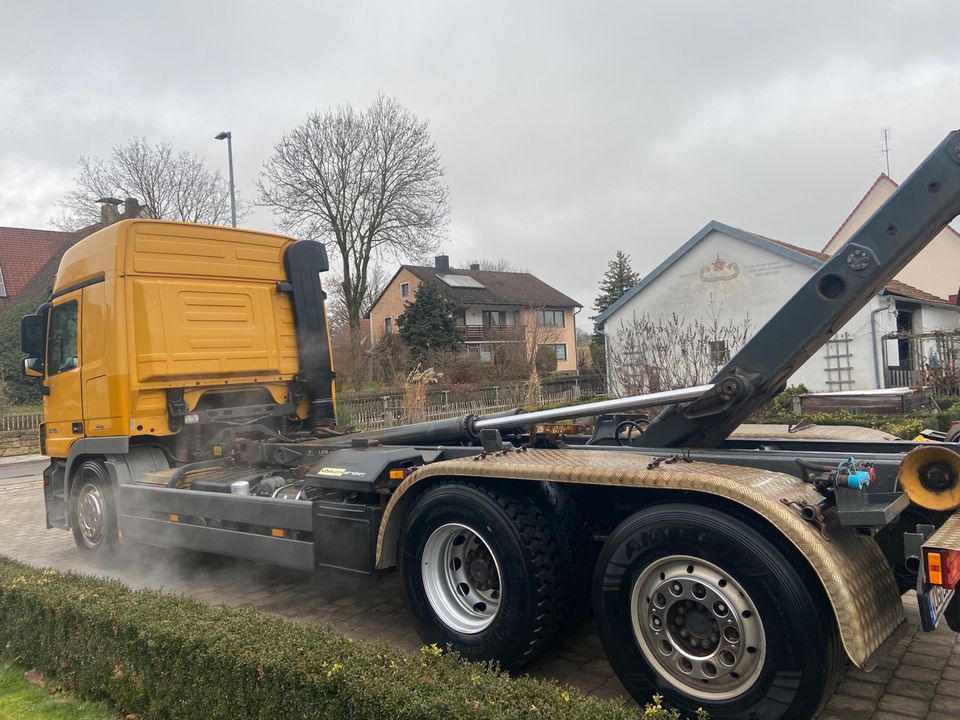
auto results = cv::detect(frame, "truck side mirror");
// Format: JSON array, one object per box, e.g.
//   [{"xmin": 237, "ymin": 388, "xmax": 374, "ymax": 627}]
[
  {"xmin": 20, "ymin": 313, "xmax": 46, "ymax": 358},
  {"xmin": 22, "ymin": 357, "xmax": 44, "ymax": 378}
]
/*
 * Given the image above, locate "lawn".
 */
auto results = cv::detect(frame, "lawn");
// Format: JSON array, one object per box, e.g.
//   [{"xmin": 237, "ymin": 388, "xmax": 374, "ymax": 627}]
[{"xmin": 0, "ymin": 663, "xmax": 117, "ymax": 719}]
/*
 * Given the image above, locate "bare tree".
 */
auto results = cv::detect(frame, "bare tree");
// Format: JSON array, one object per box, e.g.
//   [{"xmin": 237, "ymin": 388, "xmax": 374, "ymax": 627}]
[
  {"xmin": 609, "ymin": 311, "xmax": 752, "ymax": 396},
  {"xmin": 326, "ymin": 263, "xmax": 390, "ymax": 337},
  {"xmin": 258, "ymin": 96, "xmax": 450, "ymax": 335},
  {"xmin": 461, "ymin": 257, "xmax": 527, "ymax": 273},
  {"xmin": 486, "ymin": 310, "xmax": 566, "ymax": 383},
  {"xmin": 55, "ymin": 138, "xmax": 242, "ymax": 229}
]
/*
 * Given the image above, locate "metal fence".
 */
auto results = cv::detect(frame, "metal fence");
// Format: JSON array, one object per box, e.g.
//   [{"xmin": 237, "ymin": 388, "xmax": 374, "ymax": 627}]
[
  {"xmin": 338, "ymin": 375, "xmax": 607, "ymax": 431},
  {"xmin": 0, "ymin": 411, "xmax": 42, "ymax": 432},
  {"xmin": 0, "ymin": 375, "xmax": 607, "ymax": 434}
]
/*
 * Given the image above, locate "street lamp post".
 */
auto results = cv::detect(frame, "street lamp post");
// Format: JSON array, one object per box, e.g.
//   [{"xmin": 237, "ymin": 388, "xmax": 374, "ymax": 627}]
[{"xmin": 215, "ymin": 131, "xmax": 237, "ymax": 228}]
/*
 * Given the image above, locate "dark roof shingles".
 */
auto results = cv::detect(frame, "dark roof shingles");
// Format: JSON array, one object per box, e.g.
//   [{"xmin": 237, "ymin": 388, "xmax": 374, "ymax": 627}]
[{"xmin": 403, "ymin": 266, "xmax": 580, "ymax": 308}]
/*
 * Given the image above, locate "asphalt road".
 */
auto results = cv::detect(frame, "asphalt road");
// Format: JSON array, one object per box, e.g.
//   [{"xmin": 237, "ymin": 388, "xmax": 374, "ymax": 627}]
[{"xmin": 0, "ymin": 457, "xmax": 46, "ymax": 485}]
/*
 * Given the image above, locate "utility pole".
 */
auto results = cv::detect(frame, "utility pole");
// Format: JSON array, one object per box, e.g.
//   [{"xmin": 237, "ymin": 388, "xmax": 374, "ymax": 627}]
[{"xmin": 215, "ymin": 131, "xmax": 237, "ymax": 227}]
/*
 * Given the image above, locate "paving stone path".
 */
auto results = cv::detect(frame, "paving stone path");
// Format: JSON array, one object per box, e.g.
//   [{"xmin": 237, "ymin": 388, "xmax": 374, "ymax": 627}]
[{"xmin": 1, "ymin": 471, "xmax": 958, "ymax": 718}]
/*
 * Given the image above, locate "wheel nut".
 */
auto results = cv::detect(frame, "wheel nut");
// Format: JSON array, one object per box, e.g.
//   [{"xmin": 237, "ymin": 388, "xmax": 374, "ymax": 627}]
[
  {"xmin": 693, "ymin": 583, "xmax": 707, "ymax": 599},
  {"xmin": 651, "ymin": 615, "xmax": 662, "ymax": 629}
]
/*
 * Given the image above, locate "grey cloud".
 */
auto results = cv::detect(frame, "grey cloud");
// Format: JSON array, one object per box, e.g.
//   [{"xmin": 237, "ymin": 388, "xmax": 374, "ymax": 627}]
[{"xmin": 3, "ymin": 0, "xmax": 960, "ymax": 313}]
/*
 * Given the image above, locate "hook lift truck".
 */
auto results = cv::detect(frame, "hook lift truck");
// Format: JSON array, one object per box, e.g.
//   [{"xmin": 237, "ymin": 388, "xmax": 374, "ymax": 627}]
[{"xmin": 19, "ymin": 130, "xmax": 960, "ymax": 719}]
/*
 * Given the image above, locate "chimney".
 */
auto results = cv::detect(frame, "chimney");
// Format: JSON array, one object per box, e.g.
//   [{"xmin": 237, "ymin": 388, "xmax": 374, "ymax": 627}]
[
  {"xmin": 469, "ymin": 263, "xmax": 480, "ymax": 271},
  {"xmin": 96, "ymin": 197, "xmax": 122, "ymax": 225},
  {"xmin": 434, "ymin": 255, "xmax": 450, "ymax": 272},
  {"xmin": 122, "ymin": 197, "xmax": 144, "ymax": 219}
]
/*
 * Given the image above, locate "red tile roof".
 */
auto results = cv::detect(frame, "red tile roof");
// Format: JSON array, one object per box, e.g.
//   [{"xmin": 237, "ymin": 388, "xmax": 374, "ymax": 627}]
[
  {"xmin": 0, "ymin": 226, "xmax": 77, "ymax": 308},
  {"xmin": 765, "ymin": 237, "xmax": 952, "ymax": 305}
]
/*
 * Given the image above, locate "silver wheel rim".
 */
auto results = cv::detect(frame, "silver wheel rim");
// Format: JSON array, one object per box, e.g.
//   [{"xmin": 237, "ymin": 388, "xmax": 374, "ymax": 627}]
[
  {"xmin": 630, "ymin": 555, "xmax": 766, "ymax": 701},
  {"xmin": 421, "ymin": 523, "xmax": 502, "ymax": 634},
  {"xmin": 77, "ymin": 482, "xmax": 106, "ymax": 549}
]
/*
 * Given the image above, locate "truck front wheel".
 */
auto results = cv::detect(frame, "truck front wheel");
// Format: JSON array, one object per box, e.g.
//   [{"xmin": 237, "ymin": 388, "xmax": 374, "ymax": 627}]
[
  {"xmin": 593, "ymin": 503, "xmax": 843, "ymax": 720},
  {"xmin": 398, "ymin": 481, "xmax": 563, "ymax": 669},
  {"xmin": 69, "ymin": 460, "xmax": 119, "ymax": 555}
]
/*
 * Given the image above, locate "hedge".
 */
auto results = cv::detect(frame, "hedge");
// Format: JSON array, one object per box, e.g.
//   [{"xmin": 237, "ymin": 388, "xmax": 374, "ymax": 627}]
[{"xmin": 0, "ymin": 556, "xmax": 689, "ymax": 720}]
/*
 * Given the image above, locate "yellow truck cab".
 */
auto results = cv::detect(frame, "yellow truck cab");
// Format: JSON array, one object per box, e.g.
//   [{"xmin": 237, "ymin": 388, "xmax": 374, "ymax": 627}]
[{"xmin": 20, "ymin": 219, "xmax": 334, "ymax": 531}]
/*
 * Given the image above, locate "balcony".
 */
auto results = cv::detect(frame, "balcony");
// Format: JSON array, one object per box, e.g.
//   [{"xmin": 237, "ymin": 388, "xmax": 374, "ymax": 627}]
[{"xmin": 461, "ymin": 324, "xmax": 527, "ymax": 342}]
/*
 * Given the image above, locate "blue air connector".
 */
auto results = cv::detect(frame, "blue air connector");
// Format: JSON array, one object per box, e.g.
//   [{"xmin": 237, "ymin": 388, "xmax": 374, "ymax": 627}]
[{"xmin": 836, "ymin": 457, "xmax": 874, "ymax": 490}]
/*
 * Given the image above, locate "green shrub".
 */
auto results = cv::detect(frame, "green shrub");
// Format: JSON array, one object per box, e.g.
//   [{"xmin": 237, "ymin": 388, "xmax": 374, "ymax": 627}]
[
  {"xmin": 746, "ymin": 407, "xmax": 952, "ymax": 439},
  {"xmin": 0, "ymin": 557, "xmax": 694, "ymax": 720},
  {"xmin": 754, "ymin": 384, "xmax": 809, "ymax": 418},
  {"xmin": 0, "ymin": 297, "xmax": 45, "ymax": 407}
]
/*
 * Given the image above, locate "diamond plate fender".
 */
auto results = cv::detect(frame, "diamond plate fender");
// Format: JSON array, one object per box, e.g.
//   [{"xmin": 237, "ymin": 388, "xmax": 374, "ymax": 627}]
[{"xmin": 376, "ymin": 448, "xmax": 904, "ymax": 668}]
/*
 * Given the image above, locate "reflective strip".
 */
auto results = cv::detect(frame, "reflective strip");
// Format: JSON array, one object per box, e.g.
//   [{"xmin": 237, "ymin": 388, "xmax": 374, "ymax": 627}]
[{"xmin": 928, "ymin": 552, "xmax": 943, "ymax": 585}]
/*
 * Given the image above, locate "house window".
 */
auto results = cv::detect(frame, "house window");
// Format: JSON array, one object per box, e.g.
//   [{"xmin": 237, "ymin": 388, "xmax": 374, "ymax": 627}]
[
  {"xmin": 0, "ymin": 267, "xmax": 6, "ymax": 298},
  {"xmin": 384, "ymin": 316, "xmax": 393, "ymax": 334},
  {"xmin": 48, "ymin": 300, "xmax": 78, "ymax": 376},
  {"xmin": 454, "ymin": 309, "xmax": 466, "ymax": 327},
  {"xmin": 548, "ymin": 343, "xmax": 567, "ymax": 362},
  {"xmin": 537, "ymin": 309, "xmax": 565, "ymax": 327},
  {"xmin": 466, "ymin": 343, "xmax": 494, "ymax": 363},
  {"xmin": 400, "ymin": 282, "xmax": 410, "ymax": 299},
  {"xmin": 709, "ymin": 340, "xmax": 728, "ymax": 365},
  {"xmin": 482, "ymin": 310, "xmax": 507, "ymax": 326}
]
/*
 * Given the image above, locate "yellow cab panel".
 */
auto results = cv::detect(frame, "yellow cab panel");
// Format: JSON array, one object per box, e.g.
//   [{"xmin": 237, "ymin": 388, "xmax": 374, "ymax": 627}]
[{"xmin": 44, "ymin": 220, "xmax": 302, "ymax": 458}]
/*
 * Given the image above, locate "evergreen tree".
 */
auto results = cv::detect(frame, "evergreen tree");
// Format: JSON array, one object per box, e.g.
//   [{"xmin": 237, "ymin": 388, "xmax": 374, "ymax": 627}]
[
  {"xmin": 593, "ymin": 250, "xmax": 641, "ymax": 315},
  {"xmin": 589, "ymin": 251, "xmax": 640, "ymax": 379},
  {"xmin": 397, "ymin": 283, "xmax": 463, "ymax": 363}
]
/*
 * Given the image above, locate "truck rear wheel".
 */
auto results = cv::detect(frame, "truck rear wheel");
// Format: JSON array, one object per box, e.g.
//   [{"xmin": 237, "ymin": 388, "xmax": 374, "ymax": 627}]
[
  {"xmin": 398, "ymin": 481, "xmax": 563, "ymax": 669},
  {"xmin": 593, "ymin": 503, "xmax": 843, "ymax": 720},
  {"xmin": 70, "ymin": 460, "xmax": 119, "ymax": 555}
]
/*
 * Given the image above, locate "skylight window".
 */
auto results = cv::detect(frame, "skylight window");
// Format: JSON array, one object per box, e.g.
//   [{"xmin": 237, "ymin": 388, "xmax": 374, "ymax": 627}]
[
  {"xmin": 437, "ymin": 273, "xmax": 485, "ymax": 289},
  {"xmin": 0, "ymin": 268, "xmax": 6, "ymax": 298}
]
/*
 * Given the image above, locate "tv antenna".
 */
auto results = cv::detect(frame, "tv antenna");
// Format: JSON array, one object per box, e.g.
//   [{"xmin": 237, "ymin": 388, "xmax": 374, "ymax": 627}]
[{"xmin": 880, "ymin": 127, "xmax": 892, "ymax": 176}]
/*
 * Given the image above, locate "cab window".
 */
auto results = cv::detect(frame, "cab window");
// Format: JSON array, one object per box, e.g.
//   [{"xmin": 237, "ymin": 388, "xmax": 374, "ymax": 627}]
[{"xmin": 47, "ymin": 301, "xmax": 78, "ymax": 376}]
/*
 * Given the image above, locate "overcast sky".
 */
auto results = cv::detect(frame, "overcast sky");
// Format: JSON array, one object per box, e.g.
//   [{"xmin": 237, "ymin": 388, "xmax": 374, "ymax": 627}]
[{"xmin": 3, "ymin": 1, "xmax": 960, "ymax": 314}]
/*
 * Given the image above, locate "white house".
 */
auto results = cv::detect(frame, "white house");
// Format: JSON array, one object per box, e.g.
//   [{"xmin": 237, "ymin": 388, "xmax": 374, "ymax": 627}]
[{"xmin": 595, "ymin": 221, "xmax": 960, "ymax": 395}]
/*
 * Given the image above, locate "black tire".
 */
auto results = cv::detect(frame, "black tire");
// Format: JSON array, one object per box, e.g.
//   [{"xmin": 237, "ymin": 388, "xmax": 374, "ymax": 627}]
[
  {"xmin": 398, "ymin": 480, "xmax": 563, "ymax": 669},
  {"xmin": 69, "ymin": 460, "xmax": 119, "ymax": 555},
  {"xmin": 593, "ymin": 503, "xmax": 844, "ymax": 720},
  {"xmin": 536, "ymin": 482, "xmax": 595, "ymax": 629}
]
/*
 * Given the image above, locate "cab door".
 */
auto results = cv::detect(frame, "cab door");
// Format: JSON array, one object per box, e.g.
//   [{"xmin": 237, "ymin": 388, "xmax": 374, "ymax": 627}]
[{"xmin": 43, "ymin": 292, "xmax": 82, "ymax": 458}]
